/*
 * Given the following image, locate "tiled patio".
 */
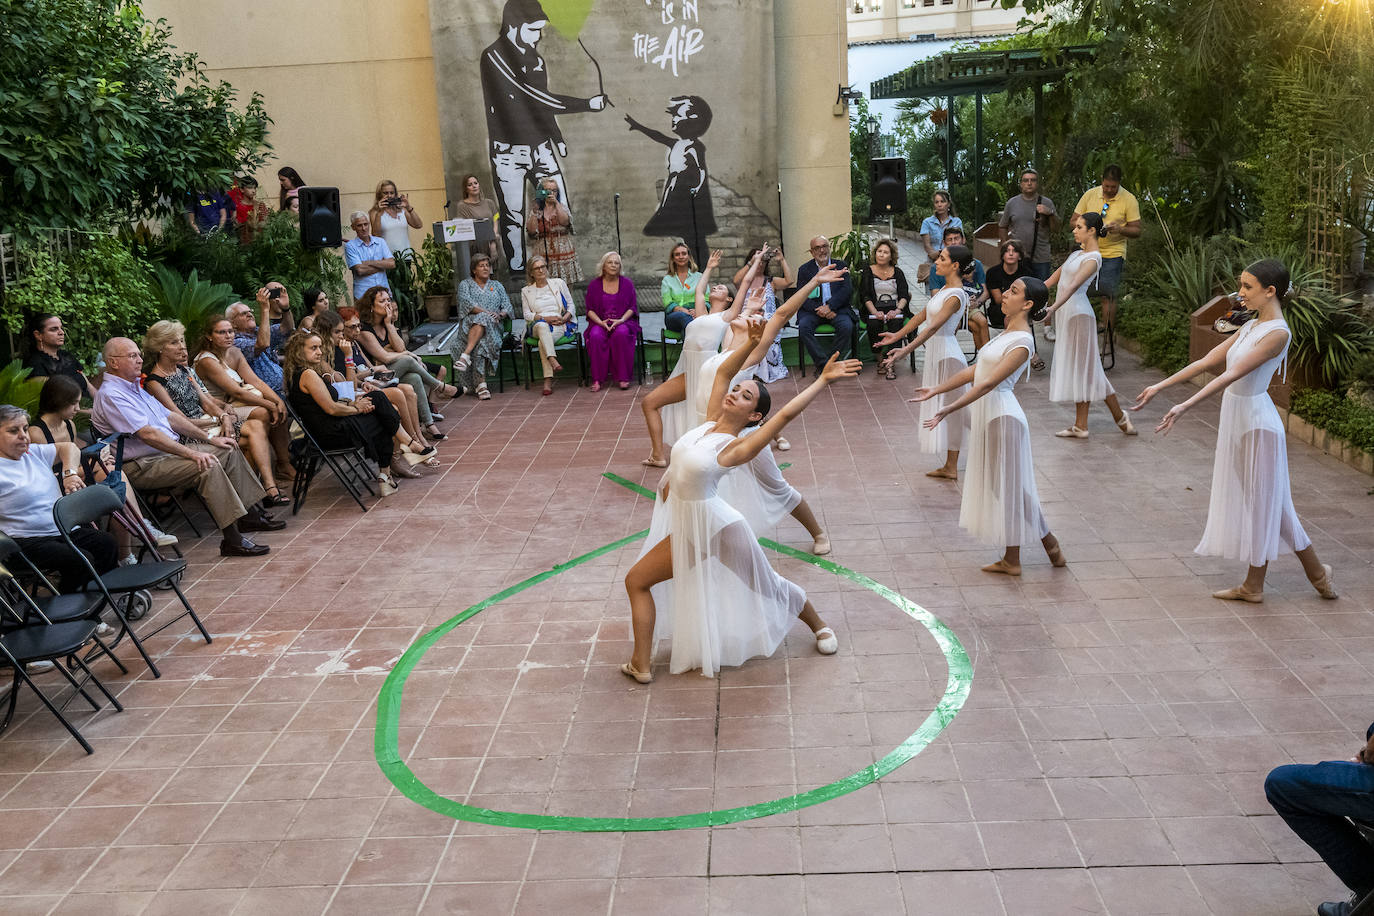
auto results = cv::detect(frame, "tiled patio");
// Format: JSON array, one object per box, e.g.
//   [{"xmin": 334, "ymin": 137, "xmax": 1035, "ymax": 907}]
[{"xmin": 2, "ymin": 327, "xmax": 1372, "ymax": 915}]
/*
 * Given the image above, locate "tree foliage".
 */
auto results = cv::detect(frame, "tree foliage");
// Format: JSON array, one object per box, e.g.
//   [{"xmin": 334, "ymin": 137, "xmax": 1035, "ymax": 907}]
[{"xmin": 0, "ymin": 0, "xmax": 272, "ymax": 236}]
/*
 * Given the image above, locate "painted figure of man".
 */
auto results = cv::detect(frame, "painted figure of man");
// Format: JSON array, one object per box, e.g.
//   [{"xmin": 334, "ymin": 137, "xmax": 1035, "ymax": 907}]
[{"xmin": 481, "ymin": 0, "xmax": 609, "ymax": 271}]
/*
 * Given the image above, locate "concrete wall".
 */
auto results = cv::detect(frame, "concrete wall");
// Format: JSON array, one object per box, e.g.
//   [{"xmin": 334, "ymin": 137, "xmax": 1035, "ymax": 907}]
[{"xmin": 141, "ymin": 0, "xmax": 447, "ymax": 257}]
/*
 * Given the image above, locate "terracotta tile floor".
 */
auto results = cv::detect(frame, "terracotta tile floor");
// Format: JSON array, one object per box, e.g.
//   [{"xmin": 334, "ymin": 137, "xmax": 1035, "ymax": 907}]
[{"xmin": 2, "ymin": 331, "xmax": 1372, "ymax": 915}]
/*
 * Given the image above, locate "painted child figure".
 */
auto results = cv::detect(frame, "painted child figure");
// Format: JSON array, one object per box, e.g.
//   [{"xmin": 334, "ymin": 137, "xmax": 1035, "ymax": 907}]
[{"xmin": 626, "ymin": 95, "xmax": 718, "ymax": 240}]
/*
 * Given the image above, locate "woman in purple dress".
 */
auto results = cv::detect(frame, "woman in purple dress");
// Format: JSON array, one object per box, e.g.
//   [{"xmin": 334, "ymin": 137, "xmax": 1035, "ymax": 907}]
[{"xmin": 585, "ymin": 251, "xmax": 640, "ymax": 391}]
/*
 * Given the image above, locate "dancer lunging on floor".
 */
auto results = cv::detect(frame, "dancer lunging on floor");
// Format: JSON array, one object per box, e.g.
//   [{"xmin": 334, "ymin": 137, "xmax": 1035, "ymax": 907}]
[
  {"xmin": 1043, "ymin": 213, "xmax": 1136, "ymax": 439},
  {"xmin": 912, "ymin": 277, "xmax": 1067, "ymax": 576},
  {"xmin": 877, "ymin": 245, "xmax": 973, "ymax": 480},
  {"xmin": 622, "ymin": 318, "xmax": 861, "ymax": 682},
  {"xmin": 1132, "ymin": 259, "xmax": 1336, "ymax": 604},
  {"xmin": 641, "ymin": 249, "xmax": 758, "ymax": 466}
]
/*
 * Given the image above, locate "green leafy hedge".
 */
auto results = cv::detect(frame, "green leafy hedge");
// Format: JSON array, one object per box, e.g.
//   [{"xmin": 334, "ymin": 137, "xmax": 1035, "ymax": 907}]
[{"xmin": 1291, "ymin": 388, "xmax": 1374, "ymax": 455}]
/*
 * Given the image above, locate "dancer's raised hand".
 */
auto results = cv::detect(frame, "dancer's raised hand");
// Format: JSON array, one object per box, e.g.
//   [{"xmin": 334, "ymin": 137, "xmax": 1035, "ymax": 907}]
[
  {"xmin": 745, "ymin": 314, "xmax": 768, "ymax": 344},
  {"xmin": 743, "ymin": 287, "xmax": 766, "ymax": 314},
  {"xmin": 907, "ymin": 387, "xmax": 937, "ymax": 403},
  {"xmin": 1130, "ymin": 384, "xmax": 1160, "ymax": 412},
  {"xmin": 707, "ymin": 249, "xmax": 722, "ymax": 270},
  {"xmin": 1155, "ymin": 403, "xmax": 1187, "ymax": 435},
  {"xmin": 819, "ymin": 352, "xmax": 863, "ymax": 384}
]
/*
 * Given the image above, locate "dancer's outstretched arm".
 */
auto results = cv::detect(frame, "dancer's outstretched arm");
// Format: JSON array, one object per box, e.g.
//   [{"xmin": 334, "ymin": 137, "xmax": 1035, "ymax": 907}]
[
  {"xmin": 719, "ymin": 353, "xmax": 861, "ymax": 468},
  {"xmin": 693, "ymin": 250, "xmax": 723, "ymax": 314},
  {"xmin": 720, "ymin": 249, "xmax": 765, "ymax": 318},
  {"xmin": 914, "ymin": 345, "xmax": 1030, "ymax": 427},
  {"xmin": 1144, "ymin": 329, "xmax": 1288, "ymax": 435},
  {"xmin": 736, "ymin": 264, "xmax": 849, "ymax": 371},
  {"xmin": 881, "ymin": 290, "xmax": 963, "ymax": 366},
  {"xmin": 705, "ymin": 317, "xmax": 765, "ymax": 420}
]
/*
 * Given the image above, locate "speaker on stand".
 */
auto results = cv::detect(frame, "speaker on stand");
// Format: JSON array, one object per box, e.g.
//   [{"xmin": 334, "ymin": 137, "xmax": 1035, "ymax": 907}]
[
  {"xmin": 869, "ymin": 157, "xmax": 907, "ymax": 237},
  {"xmin": 299, "ymin": 186, "xmax": 342, "ymax": 249}
]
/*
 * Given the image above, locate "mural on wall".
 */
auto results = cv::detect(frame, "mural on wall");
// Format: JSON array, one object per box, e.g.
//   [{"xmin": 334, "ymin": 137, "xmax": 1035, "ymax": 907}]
[
  {"xmin": 625, "ymin": 95, "xmax": 716, "ymax": 264},
  {"xmin": 434, "ymin": 0, "xmax": 779, "ymax": 281},
  {"xmin": 480, "ymin": 0, "xmax": 610, "ymax": 271}
]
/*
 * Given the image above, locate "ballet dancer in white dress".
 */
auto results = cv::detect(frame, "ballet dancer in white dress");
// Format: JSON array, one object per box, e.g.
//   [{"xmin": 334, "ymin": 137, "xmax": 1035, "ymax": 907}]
[
  {"xmin": 911, "ymin": 277, "xmax": 1067, "ymax": 575},
  {"xmin": 621, "ymin": 318, "xmax": 862, "ymax": 682},
  {"xmin": 1043, "ymin": 212, "xmax": 1137, "ymax": 439},
  {"xmin": 876, "ymin": 245, "xmax": 974, "ymax": 480},
  {"xmin": 641, "ymin": 249, "xmax": 760, "ymax": 466},
  {"xmin": 1132, "ymin": 258, "xmax": 1337, "ymax": 604}
]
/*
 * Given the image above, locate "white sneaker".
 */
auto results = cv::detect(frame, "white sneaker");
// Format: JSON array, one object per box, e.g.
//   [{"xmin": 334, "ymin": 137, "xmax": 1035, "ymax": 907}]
[
  {"xmin": 25, "ymin": 660, "xmax": 56, "ymax": 675},
  {"xmin": 120, "ymin": 554, "xmax": 138, "ymax": 567},
  {"xmin": 95, "ymin": 622, "xmax": 114, "ymax": 637},
  {"xmin": 146, "ymin": 525, "xmax": 178, "ymax": 547}
]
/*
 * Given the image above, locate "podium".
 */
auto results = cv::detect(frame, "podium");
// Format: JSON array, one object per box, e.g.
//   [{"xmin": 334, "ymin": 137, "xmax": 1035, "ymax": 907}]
[{"xmin": 431, "ymin": 218, "xmax": 498, "ymax": 296}]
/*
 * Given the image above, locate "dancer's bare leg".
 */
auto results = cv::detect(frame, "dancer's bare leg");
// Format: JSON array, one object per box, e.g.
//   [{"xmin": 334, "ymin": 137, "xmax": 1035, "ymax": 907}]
[
  {"xmin": 641, "ymin": 374, "xmax": 686, "ymax": 466},
  {"xmin": 1075, "ymin": 402, "xmax": 1090, "ymax": 431},
  {"xmin": 797, "ymin": 601, "xmax": 829, "ymax": 635},
  {"xmin": 625, "ymin": 536, "xmax": 673, "ymax": 673},
  {"xmin": 789, "ymin": 499, "xmax": 823, "ymax": 539},
  {"xmin": 928, "ymin": 450, "xmax": 959, "ymax": 479}
]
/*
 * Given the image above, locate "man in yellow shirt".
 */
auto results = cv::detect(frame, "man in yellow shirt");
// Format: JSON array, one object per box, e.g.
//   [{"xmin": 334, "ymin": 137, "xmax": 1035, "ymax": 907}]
[{"xmin": 1074, "ymin": 164, "xmax": 1142, "ymax": 329}]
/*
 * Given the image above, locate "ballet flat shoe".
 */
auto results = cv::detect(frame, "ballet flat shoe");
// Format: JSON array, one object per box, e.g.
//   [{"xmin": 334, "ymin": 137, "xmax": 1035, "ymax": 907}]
[
  {"xmin": 814, "ymin": 627, "xmax": 839, "ymax": 655},
  {"xmin": 812, "ymin": 534, "xmax": 831, "ymax": 556},
  {"xmin": 1055, "ymin": 426, "xmax": 1089, "ymax": 439},
  {"xmin": 1116, "ymin": 414, "xmax": 1138, "ymax": 436},
  {"xmin": 1311, "ymin": 564, "xmax": 1338, "ymax": 600},
  {"xmin": 620, "ymin": 662, "xmax": 652, "ymax": 684},
  {"xmin": 1212, "ymin": 586, "xmax": 1263, "ymax": 603}
]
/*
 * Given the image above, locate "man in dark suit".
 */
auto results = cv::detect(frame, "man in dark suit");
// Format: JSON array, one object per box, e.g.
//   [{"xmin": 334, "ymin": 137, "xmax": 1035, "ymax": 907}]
[{"xmin": 794, "ymin": 235, "xmax": 856, "ymax": 367}]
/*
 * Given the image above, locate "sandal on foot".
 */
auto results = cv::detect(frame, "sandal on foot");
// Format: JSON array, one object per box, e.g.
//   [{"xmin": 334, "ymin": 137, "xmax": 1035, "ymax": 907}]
[
  {"xmin": 542, "ymin": 382, "xmax": 554, "ymax": 396},
  {"xmin": 390, "ymin": 460, "xmax": 422, "ymax": 479},
  {"xmin": 476, "ymin": 382, "xmax": 491, "ymax": 400},
  {"xmin": 1310, "ymin": 564, "xmax": 1338, "ymax": 600},
  {"xmin": 1213, "ymin": 585, "xmax": 1264, "ymax": 603},
  {"xmin": 642, "ymin": 456, "xmax": 668, "ymax": 468},
  {"xmin": 454, "ymin": 353, "xmax": 472, "ymax": 373},
  {"xmin": 1116, "ymin": 414, "xmax": 1138, "ymax": 436},
  {"xmin": 1030, "ymin": 356, "xmax": 1046, "ymax": 371},
  {"xmin": 1054, "ymin": 426, "xmax": 1089, "ymax": 439},
  {"xmin": 619, "ymin": 381, "xmax": 631, "ymax": 390},
  {"xmin": 262, "ymin": 486, "xmax": 291, "ymax": 508},
  {"xmin": 620, "ymin": 662, "xmax": 652, "ymax": 684},
  {"xmin": 590, "ymin": 381, "xmax": 601, "ymax": 392},
  {"xmin": 425, "ymin": 426, "xmax": 446, "ymax": 441},
  {"xmin": 812, "ymin": 534, "xmax": 831, "ymax": 556},
  {"xmin": 814, "ymin": 627, "xmax": 839, "ymax": 655},
  {"xmin": 437, "ymin": 383, "xmax": 461, "ymax": 399},
  {"xmin": 885, "ymin": 364, "xmax": 897, "ymax": 380}
]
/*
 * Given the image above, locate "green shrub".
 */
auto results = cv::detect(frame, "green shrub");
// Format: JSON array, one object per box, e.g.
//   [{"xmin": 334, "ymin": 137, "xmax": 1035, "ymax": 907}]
[
  {"xmin": 148, "ymin": 264, "xmax": 236, "ymax": 347},
  {"xmin": 1291, "ymin": 388, "xmax": 1374, "ymax": 454},
  {"xmin": 1117, "ymin": 298, "xmax": 1191, "ymax": 375},
  {"xmin": 0, "ymin": 361, "xmax": 45, "ymax": 414},
  {"xmin": 2, "ymin": 236, "xmax": 157, "ymax": 367}
]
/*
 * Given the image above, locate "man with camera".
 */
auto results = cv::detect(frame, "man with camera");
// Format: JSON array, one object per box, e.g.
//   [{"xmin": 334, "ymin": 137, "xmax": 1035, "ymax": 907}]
[{"xmin": 227, "ymin": 285, "xmax": 291, "ymax": 397}]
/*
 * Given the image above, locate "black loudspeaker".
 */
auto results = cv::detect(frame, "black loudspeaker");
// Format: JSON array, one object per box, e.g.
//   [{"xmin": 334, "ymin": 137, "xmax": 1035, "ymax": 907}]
[
  {"xmin": 869, "ymin": 158, "xmax": 908, "ymax": 216},
  {"xmin": 299, "ymin": 186, "xmax": 342, "ymax": 249}
]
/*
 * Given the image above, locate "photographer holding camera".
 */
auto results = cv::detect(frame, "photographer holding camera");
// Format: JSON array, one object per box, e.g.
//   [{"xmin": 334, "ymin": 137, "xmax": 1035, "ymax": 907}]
[
  {"xmin": 369, "ymin": 179, "xmax": 423, "ymax": 257},
  {"xmin": 525, "ymin": 178, "xmax": 583, "ymax": 285}
]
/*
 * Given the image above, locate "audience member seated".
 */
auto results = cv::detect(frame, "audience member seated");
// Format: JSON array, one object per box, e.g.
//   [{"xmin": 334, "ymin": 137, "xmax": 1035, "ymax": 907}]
[
  {"xmin": 795, "ymin": 235, "xmax": 856, "ymax": 366},
  {"xmin": 194, "ymin": 314, "xmax": 292, "ymax": 505},
  {"xmin": 521, "ymin": 255, "xmax": 577, "ymax": 396},
  {"xmin": 91, "ymin": 337, "xmax": 281, "ymax": 558},
  {"xmin": 1267, "ymin": 722, "xmax": 1374, "ymax": 916},
  {"xmin": 284, "ymin": 331, "xmax": 430, "ymax": 496},
  {"xmin": 227, "ymin": 287, "xmax": 288, "ymax": 393},
  {"xmin": 298, "ymin": 288, "xmax": 331, "ymax": 331},
  {"xmin": 859, "ymin": 238, "xmax": 911, "ymax": 380},
  {"xmin": 660, "ymin": 242, "xmax": 702, "ymax": 335},
  {"xmin": 22, "ymin": 314, "xmax": 91, "ymax": 400},
  {"xmin": 584, "ymin": 251, "xmax": 639, "ymax": 392},
  {"xmin": 315, "ymin": 310, "xmax": 436, "ymax": 475},
  {"xmin": 355, "ymin": 287, "xmax": 458, "ymax": 439},
  {"xmin": 338, "ymin": 307, "xmax": 440, "ymax": 444},
  {"xmin": 142, "ymin": 320, "xmax": 284, "ymax": 509},
  {"xmin": 28, "ymin": 375, "xmax": 177, "ymax": 562},
  {"xmin": 0, "ymin": 404, "xmax": 117, "ymax": 592},
  {"xmin": 451, "ymin": 254, "xmax": 514, "ymax": 400}
]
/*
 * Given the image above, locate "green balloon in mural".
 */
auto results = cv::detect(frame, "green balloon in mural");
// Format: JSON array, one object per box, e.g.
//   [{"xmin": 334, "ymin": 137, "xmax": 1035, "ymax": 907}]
[{"xmin": 541, "ymin": 0, "xmax": 595, "ymax": 37}]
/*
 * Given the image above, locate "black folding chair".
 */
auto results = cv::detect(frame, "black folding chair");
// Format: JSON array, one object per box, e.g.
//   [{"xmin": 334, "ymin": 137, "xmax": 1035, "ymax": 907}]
[
  {"xmin": 53, "ymin": 486, "xmax": 211, "ymax": 679},
  {"xmin": 79, "ymin": 433, "xmax": 183, "ymax": 563},
  {"xmin": 0, "ymin": 594, "xmax": 124, "ymax": 755},
  {"xmin": 284, "ymin": 401, "xmax": 377, "ymax": 514},
  {"xmin": 0, "ymin": 533, "xmax": 127, "ymax": 679},
  {"xmin": 493, "ymin": 315, "xmax": 522, "ymax": 393}
]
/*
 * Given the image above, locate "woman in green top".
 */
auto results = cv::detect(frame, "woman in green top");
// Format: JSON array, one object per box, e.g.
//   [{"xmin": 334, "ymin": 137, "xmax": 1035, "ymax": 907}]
[{"xmin": 660, "ymin": 242, "xmax": 703, "ymax": 334}]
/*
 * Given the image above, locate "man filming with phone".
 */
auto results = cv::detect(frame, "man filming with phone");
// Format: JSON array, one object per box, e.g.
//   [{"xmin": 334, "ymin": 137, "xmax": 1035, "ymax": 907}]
[{"xmin": 227, "ymin": 284, "xmax": 291, "ymax": 398}]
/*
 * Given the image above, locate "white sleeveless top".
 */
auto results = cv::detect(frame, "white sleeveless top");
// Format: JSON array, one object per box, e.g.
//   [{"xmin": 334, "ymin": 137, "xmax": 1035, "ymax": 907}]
[{"xmin": 379, "ymin": 210, "xmax": 412, "ymax": 256}]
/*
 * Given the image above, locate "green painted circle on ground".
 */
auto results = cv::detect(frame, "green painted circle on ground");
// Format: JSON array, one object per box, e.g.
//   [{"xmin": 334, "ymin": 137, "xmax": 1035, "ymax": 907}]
[{"xmin": 373, "ymin": 475, "xmax": 972, "ymax": 832}]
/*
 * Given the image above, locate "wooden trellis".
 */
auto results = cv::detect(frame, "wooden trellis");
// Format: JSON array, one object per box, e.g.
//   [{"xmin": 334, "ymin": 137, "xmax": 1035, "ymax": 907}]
[{"xmin": 1308, "ymin": 148, "xmax": 1349, "ymax": 293}]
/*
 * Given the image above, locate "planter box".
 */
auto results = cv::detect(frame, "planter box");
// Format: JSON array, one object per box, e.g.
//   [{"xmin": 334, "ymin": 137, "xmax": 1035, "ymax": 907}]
[{"xmin": 1288, "ymin": 411, "xmax": 1374, "ymax": 477}]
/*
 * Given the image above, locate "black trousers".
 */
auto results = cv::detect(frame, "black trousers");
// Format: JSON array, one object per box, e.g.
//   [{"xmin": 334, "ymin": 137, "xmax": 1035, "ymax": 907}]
[{"xmin": 14, "ymin": 528, "xmax": 119, "ymax": 593}]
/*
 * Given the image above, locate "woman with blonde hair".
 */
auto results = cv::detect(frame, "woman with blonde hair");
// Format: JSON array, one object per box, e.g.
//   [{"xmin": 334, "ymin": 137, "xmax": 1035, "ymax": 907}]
[
  {"xmin": 368, "ymin": 178, "xmax": 422, "ymax": 255},
  {"xmin": 520, "ymin": 255, "xmax": 577, "ymax": 396},
  {"xmin": 584, "ymin": 251, "xmax": 640, "ymax": 391},
  {"xmin": 660, "ymin": 242, "xmax": 702, "ymax": 335}
]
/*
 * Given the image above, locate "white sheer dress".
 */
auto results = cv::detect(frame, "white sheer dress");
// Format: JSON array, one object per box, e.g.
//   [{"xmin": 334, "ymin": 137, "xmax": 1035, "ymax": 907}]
[
  {"xmin": 918, "ymin": 288, "xmax": 971, "ymax": 455},
  {"xmin": 660, "ymin": 312, "xmax": 729, "ymax": 446},
  {"xmin": 1048, "ymin": 250, "xmax": 1115, "ymax": 403},
  {"xmin": 959, "ymin": 331, "xmax": 1050, "ymax": 547},
  {"xmin": 641, "ymin": 422, "xmax": 806, "ymax": 676},
  {"xmin": 1195, "ymin": 317, "xmax": 1311, "ymax": 567}
]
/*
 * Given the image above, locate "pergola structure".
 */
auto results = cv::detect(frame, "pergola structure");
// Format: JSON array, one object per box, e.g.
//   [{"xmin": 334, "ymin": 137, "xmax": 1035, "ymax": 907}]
[{"xmin": 870, "ymin": 45, "xmax": 1098, "ymax": 225}]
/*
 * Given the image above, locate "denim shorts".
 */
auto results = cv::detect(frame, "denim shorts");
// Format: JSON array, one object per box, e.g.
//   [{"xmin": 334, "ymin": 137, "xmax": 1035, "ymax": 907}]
[{"xmin": 1093, "ymin": 256, "xmax": 1125, "ymax": 298}]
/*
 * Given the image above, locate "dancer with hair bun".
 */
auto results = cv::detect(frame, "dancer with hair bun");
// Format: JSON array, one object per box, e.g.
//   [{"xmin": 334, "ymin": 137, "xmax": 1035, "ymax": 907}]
[
  {"xmin": 621, "ymin": 317, "xmax": 862, "ymax": 682},
  {"xmin": 1132, "ymin": 259, "xmax": 1337, "ymax": 604},
  {"xmin": 877, "ymin": 244, "xmax": 974, "ymax": 480},
  {"xmin": 912, "ymin": 277, "xmax": 1066, "ymax": 576},
  {"xmin": 1043, "ymin": 212, "xmax": 1137, "ymax": 439}
]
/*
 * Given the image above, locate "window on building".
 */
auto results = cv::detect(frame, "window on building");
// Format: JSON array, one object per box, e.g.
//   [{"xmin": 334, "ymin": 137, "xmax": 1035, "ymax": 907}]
[
  {"xmin": 868, "ymin": 0, "xmax": 883, "ymax": 10},
  {"xmin": 901, "ymin": 0, "xmax": 916, "ymax": 7}
]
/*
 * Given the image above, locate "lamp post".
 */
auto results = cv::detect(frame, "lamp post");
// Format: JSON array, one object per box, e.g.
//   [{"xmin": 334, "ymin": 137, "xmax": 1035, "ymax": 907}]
[{"xmin": 866, "ymin": 114, "xmax": 880, "ymax": 158}]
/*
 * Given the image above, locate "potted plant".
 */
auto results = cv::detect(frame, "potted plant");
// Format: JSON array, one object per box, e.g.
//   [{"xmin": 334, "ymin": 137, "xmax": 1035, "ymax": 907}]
[{"xmin": 415, "ymin": 235, "xmax": 456, "ymax": 323}]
